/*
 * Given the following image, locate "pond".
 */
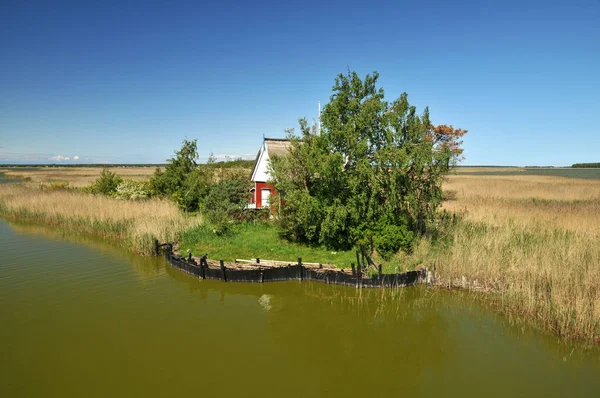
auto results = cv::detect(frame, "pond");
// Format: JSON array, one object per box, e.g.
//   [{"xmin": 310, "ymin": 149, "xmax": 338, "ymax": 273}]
[
  {"xmin": 0, "ymin": 171, "xmax": 22, "ymax": 184},
  {"xmin": 0, "ymin": 219, "xmax": 598, "ymax": 397}
]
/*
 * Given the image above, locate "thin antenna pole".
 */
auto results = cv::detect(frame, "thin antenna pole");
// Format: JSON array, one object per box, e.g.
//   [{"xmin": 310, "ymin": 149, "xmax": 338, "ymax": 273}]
[{"xmin": 317, "ymin": 101, "xmax": 321, "ymax": 136}]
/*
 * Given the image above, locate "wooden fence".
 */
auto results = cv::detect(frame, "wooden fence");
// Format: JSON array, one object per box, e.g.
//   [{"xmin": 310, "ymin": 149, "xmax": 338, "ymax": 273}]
[{"xmin": 160, "ymin": 243, "xmax": 425, "ymax": 288}]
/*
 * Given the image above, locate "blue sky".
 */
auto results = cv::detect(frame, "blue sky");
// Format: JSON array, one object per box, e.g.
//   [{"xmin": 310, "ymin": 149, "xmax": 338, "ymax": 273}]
[{"xmin": 1, "ymin": 0, "xmax": 598, "ymax": 166}]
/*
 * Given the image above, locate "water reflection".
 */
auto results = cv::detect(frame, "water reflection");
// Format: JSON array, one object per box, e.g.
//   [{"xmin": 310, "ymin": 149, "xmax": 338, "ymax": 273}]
[
  {"xmin": 6, "ymin": 220, "xmax": 166, "ymax": 282},
  {"xmin": 3, "ymin": 218, "xmax": 599, "ymax": 398}
]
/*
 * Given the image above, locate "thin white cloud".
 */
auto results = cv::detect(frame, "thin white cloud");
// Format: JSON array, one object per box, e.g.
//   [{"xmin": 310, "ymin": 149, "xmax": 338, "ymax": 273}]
[
  {"xmin": 73, "ymin": 155, "xmax": 79, "ymax": 160},
  {"xmin": 50, "ymin": 155, "xmax": 70, "ymax": 162},
  {"xmin": 200, "ymin": 153, "xmax": 255, "ymax": 161}
]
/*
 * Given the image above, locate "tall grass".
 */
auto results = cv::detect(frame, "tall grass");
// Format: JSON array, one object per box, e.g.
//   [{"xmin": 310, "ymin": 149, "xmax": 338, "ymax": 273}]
[
  {"xmin": 432, "ymin": 221, "xmax": 599, "ymax": 342},
  {"xmin": 0, "ymin": 167, "xmax": 155, "ymax": 188},
  {"xmin": 400, "ymin": 175, "xmax": 600, "ymax": 342},
  {"xmin": 0, "ymin": 184, "xmax": 201, "ymax": 255}
]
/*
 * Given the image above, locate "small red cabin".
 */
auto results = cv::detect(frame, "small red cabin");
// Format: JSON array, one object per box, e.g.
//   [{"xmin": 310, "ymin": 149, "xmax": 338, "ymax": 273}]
[{"xmin": 248, "ymin": 138, "xmax": 291, "ymax": 209}]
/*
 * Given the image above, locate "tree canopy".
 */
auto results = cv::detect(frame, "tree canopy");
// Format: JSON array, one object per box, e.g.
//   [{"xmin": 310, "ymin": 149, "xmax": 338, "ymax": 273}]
[
  {"xmin": 149, "ymin": 139, "xmax": 252, "ymax": 214},
  {"xmin": 149, "ymin": 139, "xmax": 214, "ymax": 211},
  {"xmin": 269, "ymin": 71, "xmax": 466, "ymax": 259}
]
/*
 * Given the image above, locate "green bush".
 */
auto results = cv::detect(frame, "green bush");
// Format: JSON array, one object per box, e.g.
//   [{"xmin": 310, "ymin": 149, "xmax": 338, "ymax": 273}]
[
  {"xmin": 86, "ymin": 168, "xmax": 122, "ymax": 196},
  {"xmin": 240, "ymin": 208, "xmax": 270, "ymax": 222},
  {"xmin": 275, "ymin": 191, "xmax": 322, "ymax": 243},
  {"xmin": 204, "ymin": 178, "xmax": 251, "ymax": 234},
  {"xmin": 114, "ymin": 180, "xmax": 149, "ymax": 200},
  {"xmin": 373, "ymin": 224, "xmax": 414, "ymax": 260},
  {"xmin": 319, "ymin": 201, "xmax": 353, "ymax": 250},
  {"xmin": 149, "ymin": 139, "xmax": 213, "ymax": 211}
]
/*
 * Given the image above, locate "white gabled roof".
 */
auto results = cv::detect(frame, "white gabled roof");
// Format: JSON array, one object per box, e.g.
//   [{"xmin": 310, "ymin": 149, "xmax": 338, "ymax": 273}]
[{"xmin": 250, "ymin": 138, "xmax": 291, "ymax": 183}]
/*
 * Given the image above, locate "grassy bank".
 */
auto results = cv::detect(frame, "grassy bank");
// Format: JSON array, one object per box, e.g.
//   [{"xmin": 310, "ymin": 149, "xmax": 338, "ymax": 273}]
[
  {"xmin": 0, "ymin": 184, "xmax": 201, "ymax": 255},
  {"xmin": 179, "ymin": 222, "xmax": 357, "ymax": 266}
]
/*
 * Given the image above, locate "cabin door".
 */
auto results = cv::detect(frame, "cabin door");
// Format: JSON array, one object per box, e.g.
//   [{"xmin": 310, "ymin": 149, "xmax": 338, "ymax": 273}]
[{"xmin": 261, "ymin": 189, "xmax": 270, "ymax": 208}]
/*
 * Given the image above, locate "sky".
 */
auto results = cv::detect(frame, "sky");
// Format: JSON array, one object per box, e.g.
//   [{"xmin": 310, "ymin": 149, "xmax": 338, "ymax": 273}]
[{"xmin": 0, "ymin": 0, "xmax": 599, "ymax": 166}]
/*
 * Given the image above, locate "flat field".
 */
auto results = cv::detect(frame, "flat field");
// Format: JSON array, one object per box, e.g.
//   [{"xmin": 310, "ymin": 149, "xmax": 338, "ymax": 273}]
[
  {"xmin": 0, "ymin": 167, "xmax": 155, "ymax": 188},
  {"xmin": 0, "ymin": 167, "xmax": 155, "ymax": 187},
  {"xmin": 0, "ymin": 164, "xmax": 254, "ymax": 187}
]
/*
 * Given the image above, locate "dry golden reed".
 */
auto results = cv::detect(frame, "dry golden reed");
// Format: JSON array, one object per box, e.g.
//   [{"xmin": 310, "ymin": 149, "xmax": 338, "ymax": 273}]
[
  {"xmin": 429, "ymin": 174, "xmax": 600, "ymax": 342},
  {"xmin": 0, "ymin": 167, "xmax": 155, "ymax": 188},
  {"xmin": 0, "ymin": 184, "xmax": 201, "ymax": 255}
]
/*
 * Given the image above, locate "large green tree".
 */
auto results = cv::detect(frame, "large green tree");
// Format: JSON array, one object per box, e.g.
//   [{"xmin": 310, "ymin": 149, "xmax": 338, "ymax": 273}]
[{"xmin": 269, "ymin": 71, "xmax": 466, "ymax": 259}]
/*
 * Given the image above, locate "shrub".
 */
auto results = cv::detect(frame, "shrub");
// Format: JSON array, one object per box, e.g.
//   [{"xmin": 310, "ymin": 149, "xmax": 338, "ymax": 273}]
[
  {"xmin": 319, "ymin": 201, "xmax": 353, "ymax": 250},
  {"xmin": 87, "ymin": 168, "xmax": 123, "ymax": 196},
  {"xmin": 204, "ymin": 178, "xmax": 251, "ymax": 233},
  {"xmin": 45, "ymin": 181, "xmax": 70, "ymax": 191},
  {"xmin": 373, "ymin": 224, "xmax": 414, "ymax": 260},
  {"xmin": 114, "ymin": 180, "xmax": 149, "ymax": 200},
  {"xmin": 149, "ymin": 139, "xmax": 214, "ymax": 211},
  {"xmin": 239, "ymin": 208, "xmax": 270, "ymax": 222}
]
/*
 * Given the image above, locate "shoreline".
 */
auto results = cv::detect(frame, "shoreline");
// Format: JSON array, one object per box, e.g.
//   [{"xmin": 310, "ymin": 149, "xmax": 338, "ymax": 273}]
[
  {"xmin": 165, "ymin": 245, "xmax": 428, "ymax": 288},
  {"xmin": 1, "ymin": 179, "xmax": 598, "ymax": 345}
]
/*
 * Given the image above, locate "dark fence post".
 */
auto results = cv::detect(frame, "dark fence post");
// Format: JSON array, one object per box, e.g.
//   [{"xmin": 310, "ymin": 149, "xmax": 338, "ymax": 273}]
[
  {"xmin": 298, "ymin": 257, "xmax": 303, "ymax": 281},
  {"xmin": 355, "ymin": 251, "xmax": 361, "ymax": 268},
  {"xmin": 379, "ymin": 264, "xmax": 383, "ymax": 286},
  {"xmin": 154, "ymin": 239, "xmax": 159, "ymax": 256},
  {"xmin": 351, "ymin": 263, "xmax": 356, "ymax": 276},
  {"xmin": 200, "ymin": 256, "xmax": 208, "ymax": 280},
  {"xmin": 256, "ymin": 258, "xmax": 260, "ymax": 264},
  {"xmin": 357, "ymin": 263, "xmax": 362, "ymax": 288},
  {"xmin": 166, "ymin": 243, "xmax": 173, "ymax": 262},
  {"xmin": 220, "ymin": 260, "xmax": 227, "ymax": 282},
  {"xmin": 188, "ymin": 252, "xmax": 192, "ymax": 262}
]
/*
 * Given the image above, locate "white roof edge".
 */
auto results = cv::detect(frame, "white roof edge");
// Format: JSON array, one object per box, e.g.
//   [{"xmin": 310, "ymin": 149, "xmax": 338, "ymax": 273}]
[{"xmin": 250, "ymin": 144, "xmax": 267, "ymax": 182}]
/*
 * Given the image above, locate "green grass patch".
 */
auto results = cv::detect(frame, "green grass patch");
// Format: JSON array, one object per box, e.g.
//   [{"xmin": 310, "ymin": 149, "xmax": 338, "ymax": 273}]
[{"xmin": 180, "ymin": 222, "xmax": 357, "ymax": 267}]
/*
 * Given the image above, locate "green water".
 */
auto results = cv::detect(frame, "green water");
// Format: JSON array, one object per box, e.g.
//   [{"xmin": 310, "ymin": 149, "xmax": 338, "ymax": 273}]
[
  {"xmin": 0, "ymin": 172, "xmax": 22, "ymax": 184},
  {"xmin": 0, "ymin": 220, "xmax": 599, "ymax": 397}
]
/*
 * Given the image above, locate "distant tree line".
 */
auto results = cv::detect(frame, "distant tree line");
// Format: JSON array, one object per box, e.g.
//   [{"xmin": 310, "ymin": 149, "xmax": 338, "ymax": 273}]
[
  {"xmin": 0, "ymin": 159, "xmax": 255, "ymax": 169},
  {"xmin": 571, "ymin": 163, "xmax": 600, "ymax": 168}
]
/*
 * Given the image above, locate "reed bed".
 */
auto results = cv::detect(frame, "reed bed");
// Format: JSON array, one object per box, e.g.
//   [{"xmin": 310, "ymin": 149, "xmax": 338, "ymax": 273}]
[
  {"xmin": 427, "ymin": 175, "xmax": 600, "ymax": 342},
  {"xmin": 0, "ymin": 167, "xmax": 155, "ymax": 187},
  {"xmin": 0, "ymin": 184, "xmax": 201, "ymax": 255}
]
